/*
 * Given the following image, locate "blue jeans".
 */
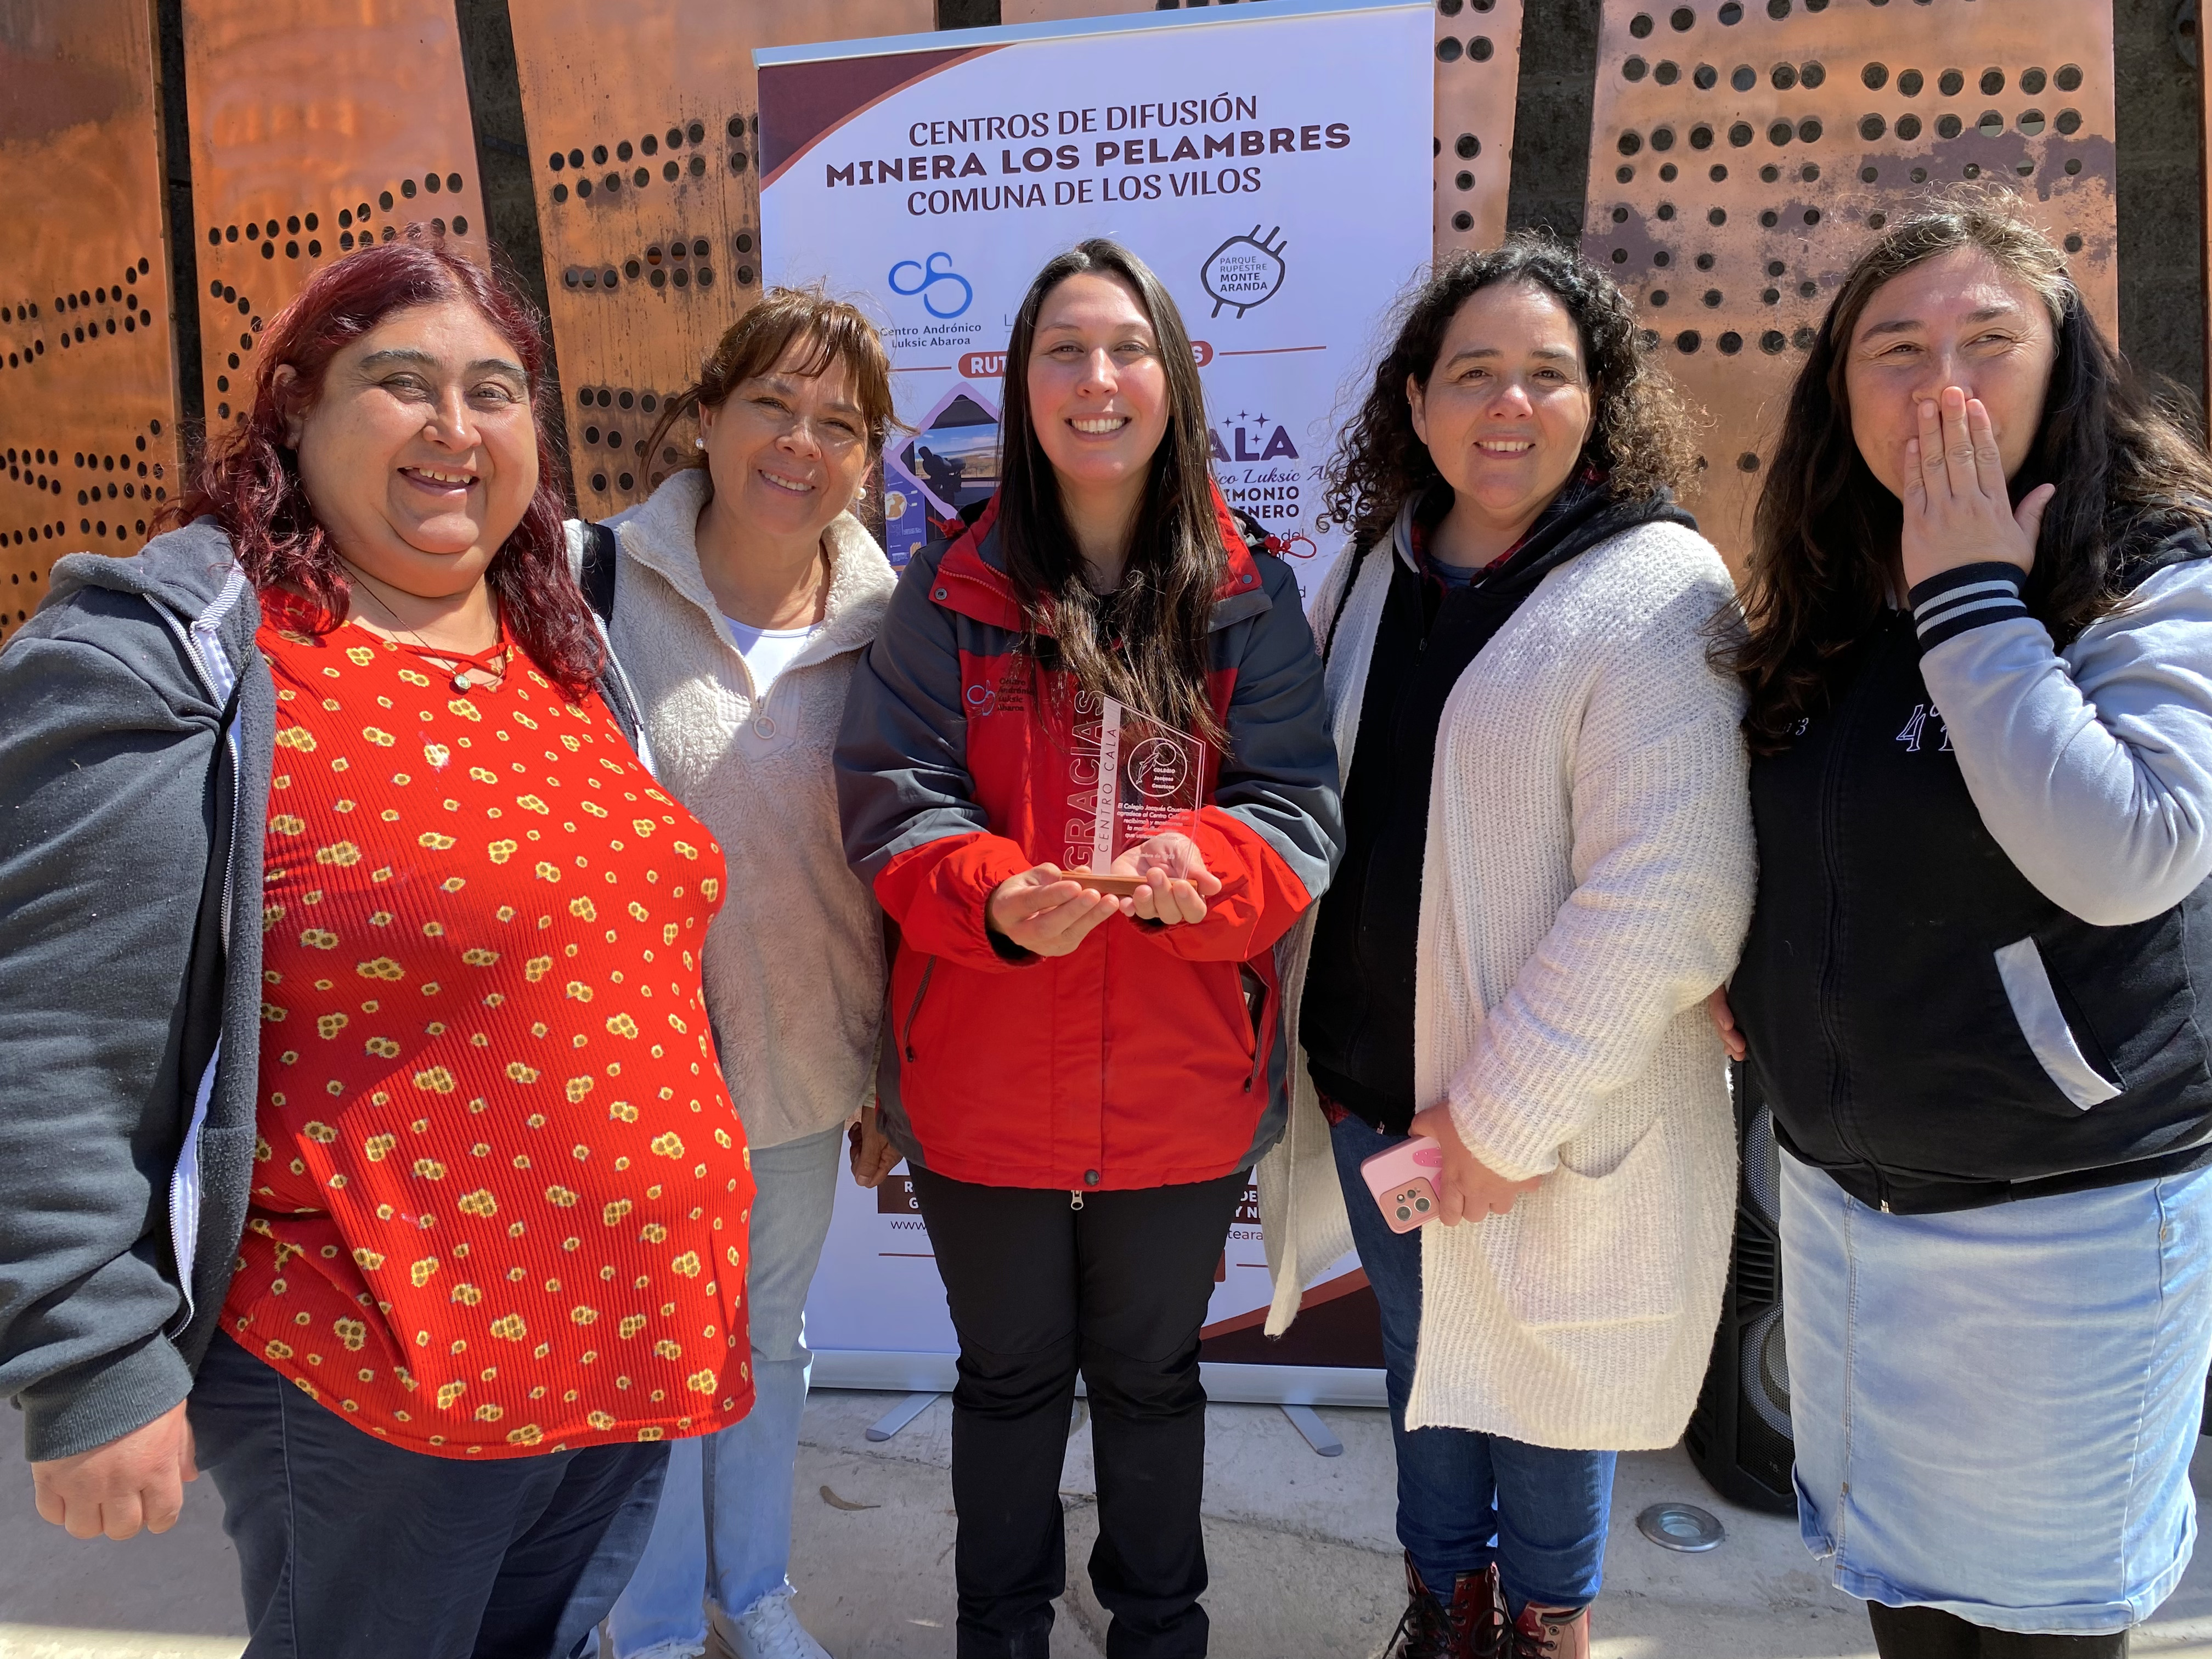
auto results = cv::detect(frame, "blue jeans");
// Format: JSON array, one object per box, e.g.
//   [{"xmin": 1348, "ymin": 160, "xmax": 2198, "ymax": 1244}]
[
  {"xmin": 1329, "ymin": 1113, "xmax": 1615, "ymax": 1612},
  {"xmin": 189, "ymin": 1330, "xmax": 668, "ymax": 1659},
  {"xmin": 608, "ymin": 1123, "xmax": 845, "ymax": 1657}
]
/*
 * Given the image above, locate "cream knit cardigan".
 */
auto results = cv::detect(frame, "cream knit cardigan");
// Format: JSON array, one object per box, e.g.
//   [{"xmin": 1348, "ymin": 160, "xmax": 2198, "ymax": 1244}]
[
  {"xmin": 1257, "ymin": 505, "xmax": 1754, "ymax": 1450},
  {"xmin": 573, "ymin": 469, "xmax": 895, "ymax": 1149}
]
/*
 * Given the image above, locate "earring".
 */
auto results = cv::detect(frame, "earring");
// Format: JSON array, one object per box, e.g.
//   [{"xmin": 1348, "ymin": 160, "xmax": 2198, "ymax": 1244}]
[{"xmin": 693, "ymin": 436, "xmax": 706, "ymax": 450}]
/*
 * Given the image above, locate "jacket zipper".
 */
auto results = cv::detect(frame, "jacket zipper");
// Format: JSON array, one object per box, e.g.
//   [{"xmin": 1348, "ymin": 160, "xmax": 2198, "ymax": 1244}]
[
  {"xmin": 901, "ymin": 957, "xmax": 937, "ymax": 1061},
  {"xmin": 158, "ymin": 602, "xmax": 241, "ymax": 957},
  {"xmin": 1815, "ymin": 626, "xmax": 1891, "ymax": 1211},
  {"xmin": 157, "ymin": 583, "xmax": 247, "ymax": 1334}
]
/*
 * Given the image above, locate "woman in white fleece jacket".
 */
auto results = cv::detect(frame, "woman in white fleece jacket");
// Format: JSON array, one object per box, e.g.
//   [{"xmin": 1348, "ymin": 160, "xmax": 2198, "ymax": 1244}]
[
  {"xmin": 1260, "ymin": 237, "xmax": 1753, "ymax": 1659},
  {"xmin": 588, "ymin": 290, "xmax": 898, "ymax": 1659}
]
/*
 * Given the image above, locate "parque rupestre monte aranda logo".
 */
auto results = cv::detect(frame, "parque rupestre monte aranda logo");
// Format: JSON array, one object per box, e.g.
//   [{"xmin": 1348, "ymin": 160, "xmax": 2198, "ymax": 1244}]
[{"xmin": 1200, "ymin": 225, "xmax": 1288, "ymax": 319}]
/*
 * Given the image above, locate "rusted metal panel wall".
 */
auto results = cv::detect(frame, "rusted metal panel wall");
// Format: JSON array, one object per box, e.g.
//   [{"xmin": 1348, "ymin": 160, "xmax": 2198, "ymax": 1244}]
[
  {"xmin": 181, "ymin": 0, "xmax": 490, "ymax": 436},
  {"xmin": 505, "ymin": 1, "xmax": 933, "ymax": 515},
  {"xmin": 1429, "ymin": 0, "xmax": 1523, "ymax": 262},
  {"xmin": 0, "ymin": 0, "xmax": 182, "ymax": 646},
  {"xmin": 1006, "ymin": 0, "xmax": 1521, "ymax": 263},
  {"xmin": 1584, "ymin": 0, "xmax": 2118, "ymax": 567}
]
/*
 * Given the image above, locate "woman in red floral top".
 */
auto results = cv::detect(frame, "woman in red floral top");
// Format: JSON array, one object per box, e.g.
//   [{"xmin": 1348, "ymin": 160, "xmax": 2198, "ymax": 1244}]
[
  {"xmin": 241, "ymin": 594, "xmax": 751, "ymax": 1454},
  {"xmin": 1, "ymin": 234, "xmax": 751, "ymax": 1659}
]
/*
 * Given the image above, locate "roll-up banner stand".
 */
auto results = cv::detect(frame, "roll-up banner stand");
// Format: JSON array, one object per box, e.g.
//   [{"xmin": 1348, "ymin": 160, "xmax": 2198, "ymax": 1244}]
[{"xmin": 763, "ymin": 0, "xmax": 1434, "ymax": 1406}]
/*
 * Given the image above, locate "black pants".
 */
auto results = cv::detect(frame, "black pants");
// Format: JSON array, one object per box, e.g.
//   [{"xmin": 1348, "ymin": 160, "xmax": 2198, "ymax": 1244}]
[
  {"xmin": 911, "ymin": 1166, "xmax": 1245, "ymax": 1659},
  {"xmin": 1869, "ymin": 1603, "xmax": 2129, "ymax": 1658},
  {"xmin": 189, "ymin": 1330, "xmax": 669, "ymax": 1659}
]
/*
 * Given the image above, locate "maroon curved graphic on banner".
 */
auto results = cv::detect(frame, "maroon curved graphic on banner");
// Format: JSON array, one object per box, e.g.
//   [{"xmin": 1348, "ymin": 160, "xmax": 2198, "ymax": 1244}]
[
  {"xmin": 758, "ymin": 44, "xmax": 998, "ymax": 188},
  {"xmin": 1199, "ymin": 1267, "xmax": 1384, "ymax": 1369}
]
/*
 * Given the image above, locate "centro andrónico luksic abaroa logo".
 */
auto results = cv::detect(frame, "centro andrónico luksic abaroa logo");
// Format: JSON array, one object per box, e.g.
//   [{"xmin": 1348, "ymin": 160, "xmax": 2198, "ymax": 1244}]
[{"xmin": 889, "ymin": 251, "xmax": 973, "ymax": 319}]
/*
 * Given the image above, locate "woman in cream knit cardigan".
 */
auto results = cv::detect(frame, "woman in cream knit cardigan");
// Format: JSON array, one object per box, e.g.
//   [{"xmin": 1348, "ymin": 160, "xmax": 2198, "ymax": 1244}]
[{"xmin": 1259, "ymin": 238, "xmax": 1753, "ymax": 1659}]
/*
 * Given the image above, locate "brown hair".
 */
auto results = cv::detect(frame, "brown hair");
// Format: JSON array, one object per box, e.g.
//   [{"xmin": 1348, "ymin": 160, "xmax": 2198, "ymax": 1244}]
[
  {"xmin": 640, "ymin": 286, "xmax": 896, "ymax": 489},
  {"xmin": 1324, "ymin": 233, "xmax": 1700, "ymax": 558},
  {"xmin": 1730, "ymin": 190, "xmax": 2212, "ymax": 755},
  {"xmin": 994, "ymin": 239, "xmax": 1228, "ymax": 748}
]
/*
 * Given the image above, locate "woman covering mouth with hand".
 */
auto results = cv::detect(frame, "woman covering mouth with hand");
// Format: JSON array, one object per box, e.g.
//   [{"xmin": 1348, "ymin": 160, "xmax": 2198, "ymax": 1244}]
[
  {"xmin": 587, "ymin": 289, "xmax": 901, "ymax": 1659},
  {"xmin": 836, "ymin": 238, "xmax": 1341, "ymax": 1658},
  {"xmin": 1714, "ymin": 196, "xmax": 2212, "ymax": 1659}
]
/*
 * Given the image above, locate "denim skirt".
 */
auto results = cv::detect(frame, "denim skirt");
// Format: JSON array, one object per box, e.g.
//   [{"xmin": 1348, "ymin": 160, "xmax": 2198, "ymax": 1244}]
[{"xmin": 1780, "ymin": 1149, "xmax": 2212, "ymax": 1635}]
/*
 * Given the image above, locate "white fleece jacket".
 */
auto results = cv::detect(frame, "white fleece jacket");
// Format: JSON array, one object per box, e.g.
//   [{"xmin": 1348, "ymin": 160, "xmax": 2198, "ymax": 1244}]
[
  {"xmin": 586, "ymin": 470, "xmax": 895, "ymax": 1149},
  {"xmin": 1259, "ymin": 506, "xmax": 1755, "ymax": 1449}
]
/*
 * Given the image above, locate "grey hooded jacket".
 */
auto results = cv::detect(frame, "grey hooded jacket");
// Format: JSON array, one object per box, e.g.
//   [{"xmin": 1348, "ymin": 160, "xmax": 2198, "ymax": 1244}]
[{"xmin": 0, "ymin": 521, "xmax": 644, "ymax": 1460}]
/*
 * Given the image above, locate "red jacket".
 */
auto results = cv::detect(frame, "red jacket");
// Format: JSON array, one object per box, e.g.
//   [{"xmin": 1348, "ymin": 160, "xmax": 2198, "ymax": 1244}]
[{"xmin": 834, "ymin": 492, "xmax": 1341, "ymax": 1192}]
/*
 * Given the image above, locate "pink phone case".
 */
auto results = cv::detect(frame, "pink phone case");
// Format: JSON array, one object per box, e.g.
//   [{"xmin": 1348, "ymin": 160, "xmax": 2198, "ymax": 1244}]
[{"xmin": 1361, "ymin": 1137, "xmax": 1446, "ymax": 1233}]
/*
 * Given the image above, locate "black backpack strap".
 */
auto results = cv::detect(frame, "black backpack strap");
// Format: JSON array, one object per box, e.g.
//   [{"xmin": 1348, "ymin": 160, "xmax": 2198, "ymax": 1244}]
[{"xmin": 579, "ymin": 521, "xmax": 618, "ymax": 624}]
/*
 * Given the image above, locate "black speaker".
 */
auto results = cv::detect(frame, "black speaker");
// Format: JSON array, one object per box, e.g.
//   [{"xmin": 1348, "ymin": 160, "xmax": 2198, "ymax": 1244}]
[{"xmin": 1685, "ymin": 1059, "xmax": 1797, "ymax": 1516}]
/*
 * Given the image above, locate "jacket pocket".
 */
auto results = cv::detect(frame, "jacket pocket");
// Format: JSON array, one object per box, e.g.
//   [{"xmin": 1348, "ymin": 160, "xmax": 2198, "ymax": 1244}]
[
  {"xmin": 1994, "ymin": 936, "xmax": 2123, "ymax": 1111},
  {"xmin": 899, "ymin": 956, "xmax": 938, "ymax": 1062},
  {"xmin": 1485, "ymin": 1115, "xmax": 1684, "ymax": 1329},
  {"xmin": 1238, "ymin": 963, "xmax": 1271, "ymax": 1094}
]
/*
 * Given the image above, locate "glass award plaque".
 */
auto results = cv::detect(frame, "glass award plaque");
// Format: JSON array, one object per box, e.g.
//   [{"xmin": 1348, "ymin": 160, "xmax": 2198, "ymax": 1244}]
[{"xmin": 1070, "ymin": 697, "xmax": 1205, "ymax": 895}]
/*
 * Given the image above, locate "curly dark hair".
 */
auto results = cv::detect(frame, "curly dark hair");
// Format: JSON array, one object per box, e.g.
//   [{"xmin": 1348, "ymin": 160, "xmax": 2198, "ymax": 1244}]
[
  {"xmin": 1728, "ymin": 190, "xmax": 2212, "ymax": 756},
  {"xmin": 1322, "ymin": 232, "xmax": 1699, "ymax": 559},
  {"xmin": 159, "ymin": 228, "xmax": 602, "ymax": 700}
]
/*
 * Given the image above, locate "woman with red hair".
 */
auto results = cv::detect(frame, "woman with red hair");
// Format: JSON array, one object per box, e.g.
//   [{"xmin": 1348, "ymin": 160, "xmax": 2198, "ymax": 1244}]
[{"xmin": 0, "ymin": 229, "xmax": 754, "ymax": 1659}]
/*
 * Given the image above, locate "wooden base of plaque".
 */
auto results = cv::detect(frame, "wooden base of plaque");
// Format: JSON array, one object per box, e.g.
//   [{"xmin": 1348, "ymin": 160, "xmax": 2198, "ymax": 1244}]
[{"xmin": 1066, "ymin": 870, "xmax": 1145, "ymax": 898}]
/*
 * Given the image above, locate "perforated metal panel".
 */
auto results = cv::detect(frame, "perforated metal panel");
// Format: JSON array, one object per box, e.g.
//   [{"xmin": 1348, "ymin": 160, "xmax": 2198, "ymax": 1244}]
[
  {"xmin": 1583, "ymin": 0, "xmax": 2117, "ymax": 567},
  {"xmin": 1006, "ymin": 0, "xmax": 1522, "ymax": 262},
  {"xmin": 182, "ymin": 0, "xmax": 489, "ymax": 436},
  {"xmin": 506, "ymin": 1, "xmax": 932, "ymax": 514},
  {"xmin": 0, "ymin": 0, "xmax": 182, "ymax": 647}
]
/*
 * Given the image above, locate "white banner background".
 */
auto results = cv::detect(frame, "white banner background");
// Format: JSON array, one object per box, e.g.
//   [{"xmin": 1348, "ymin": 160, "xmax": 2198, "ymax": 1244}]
[{"xmin": 761, "ymin": 0, "xmax": 1434, "ymax": 1398}]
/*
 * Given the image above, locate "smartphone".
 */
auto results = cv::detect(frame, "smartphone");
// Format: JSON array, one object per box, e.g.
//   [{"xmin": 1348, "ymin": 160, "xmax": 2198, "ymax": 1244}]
[{"xmin": 1361, "ymin": 1136, "xmax": 1446, "ymax": 1233}]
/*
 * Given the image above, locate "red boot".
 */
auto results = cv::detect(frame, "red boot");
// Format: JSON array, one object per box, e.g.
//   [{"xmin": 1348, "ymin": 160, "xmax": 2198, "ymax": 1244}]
[
  {"xmin": 1507, "ymin": 1600, "xmax": 1591, "ymax": 1659},
  {"xmin": 1386, "ymin": 1554, "xmax": 1510, "ymax": 1658}
]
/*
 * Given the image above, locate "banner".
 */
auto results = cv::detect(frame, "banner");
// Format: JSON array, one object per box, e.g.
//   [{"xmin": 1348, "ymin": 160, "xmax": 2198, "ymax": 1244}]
[
  {"xmin": 804, "ymin": 1169, "xmax": 1386, "ymax": 1405},
  {"xmin": 756, "ymin": 0, "xmax": 1434, "ymax": 602},
  {"xmin": 763, "ymin": 0, "xmax": 1435, "ymax": 1401}
]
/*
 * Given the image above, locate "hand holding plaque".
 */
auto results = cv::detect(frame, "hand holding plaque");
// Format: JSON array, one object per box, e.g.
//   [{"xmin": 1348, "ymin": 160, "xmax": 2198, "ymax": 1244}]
[
  {"xmin": 1108, "ymin": 831, "xmax": 1222, "ymax": 925},
  {"xmin": 985, "ymin": 865, "xmax": 1121, "ymax": 957},
  {"xmin": 1064, "ymin": 698, "xmax": 1217, "ymax": 925},
  {"xmin": 989, "ymin": 698, "xmax": 1216, "ymax": 950}
]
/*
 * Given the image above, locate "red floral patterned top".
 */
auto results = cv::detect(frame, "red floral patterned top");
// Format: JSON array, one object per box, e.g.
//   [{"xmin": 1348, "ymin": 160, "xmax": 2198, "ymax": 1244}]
[{"xmin": 227, "ymin": 595, "xmax": 755, "ymax": 1457}]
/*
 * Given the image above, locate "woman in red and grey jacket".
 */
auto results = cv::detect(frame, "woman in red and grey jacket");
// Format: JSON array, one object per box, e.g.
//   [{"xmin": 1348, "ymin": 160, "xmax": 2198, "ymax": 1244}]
[{"xmin": 835, "ymin": 238, "xmax": 1340, "ymax": 1659}]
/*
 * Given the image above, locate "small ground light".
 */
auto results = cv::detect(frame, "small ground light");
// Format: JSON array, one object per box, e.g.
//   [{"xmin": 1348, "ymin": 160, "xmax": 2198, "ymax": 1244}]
[{"xmin": 1637, "ymin": 1502, "xmax": 1725, "ymax": 1552}]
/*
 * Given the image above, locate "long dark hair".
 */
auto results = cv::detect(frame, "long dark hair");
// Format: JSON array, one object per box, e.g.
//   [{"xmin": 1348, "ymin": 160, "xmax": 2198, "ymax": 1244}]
[
  {"xmin": 994, "ymin": 239, "xmax": 1227, "ymax": 747},
  {"xmin": 1730, "ymin": 192, "xmax": 2212, "ymax": 755},
  {"xmin": 1324, "ymin": 233, "xmax": 1698, "ymax": 563},
  {"xmin": 160, "ymin": 228, "xmax": 602, "ymax": 699},
  {"xmin": 640, "ymin": 284, "xmax": 896, "ymax": 492}
]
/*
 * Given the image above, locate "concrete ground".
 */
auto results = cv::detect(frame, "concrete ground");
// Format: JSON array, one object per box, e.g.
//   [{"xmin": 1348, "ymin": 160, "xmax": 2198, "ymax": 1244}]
[{"xmin": 8, "ymin": 1395, "xmax": 2212, "ymax": 1658}]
